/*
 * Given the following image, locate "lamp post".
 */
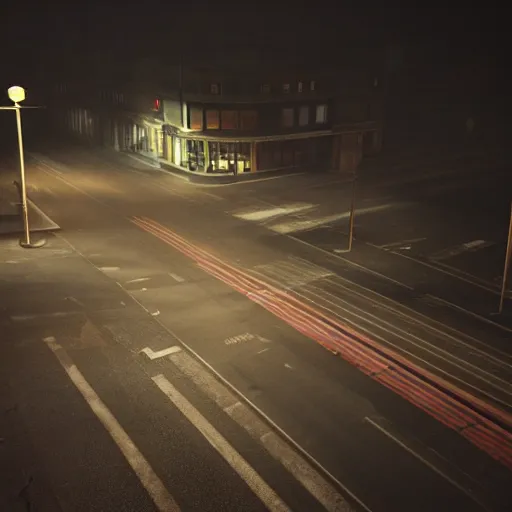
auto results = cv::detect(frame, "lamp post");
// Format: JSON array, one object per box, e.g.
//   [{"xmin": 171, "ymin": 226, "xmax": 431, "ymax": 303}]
[{"xmin": 2, "ymin": 86, "xmax": 45, "ymax": 248}]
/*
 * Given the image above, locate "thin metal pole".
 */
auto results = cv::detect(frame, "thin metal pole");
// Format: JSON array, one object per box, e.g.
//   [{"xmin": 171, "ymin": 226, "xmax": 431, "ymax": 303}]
[
  {"xmin": 498, "ymin": 201, "xmax": 512, "ymax": 314},
  {"xmin": 347, "ymin": 176, "xmax": 356, "ymax": 252},
  {"xmin": 15, "ymin": 104, "xmax": 31, "ymax": 246}
]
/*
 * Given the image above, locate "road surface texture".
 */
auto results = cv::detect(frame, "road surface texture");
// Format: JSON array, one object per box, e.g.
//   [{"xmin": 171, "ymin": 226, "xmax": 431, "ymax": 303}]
[{"xmin": 1, "ymin": 142, "xmax": 511, "ymax": 511}]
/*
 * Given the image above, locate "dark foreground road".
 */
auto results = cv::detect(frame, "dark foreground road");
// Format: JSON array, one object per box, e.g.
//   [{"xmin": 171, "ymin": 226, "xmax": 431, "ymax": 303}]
[{"xmin": 1, "ymin": 145, "xmax": 511, "ymax": 511}]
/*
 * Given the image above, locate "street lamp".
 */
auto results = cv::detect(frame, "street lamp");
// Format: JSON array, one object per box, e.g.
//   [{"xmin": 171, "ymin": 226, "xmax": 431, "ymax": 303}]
[{"xmin": 2, "ymin": 86, "xmax": 45, "ymax": 248}]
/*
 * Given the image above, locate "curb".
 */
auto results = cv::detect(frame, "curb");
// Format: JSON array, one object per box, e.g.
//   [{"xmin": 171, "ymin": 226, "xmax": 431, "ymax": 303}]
[{"xmin": 159, "ymin": 162, "xmax": 306, "ymax": 186}]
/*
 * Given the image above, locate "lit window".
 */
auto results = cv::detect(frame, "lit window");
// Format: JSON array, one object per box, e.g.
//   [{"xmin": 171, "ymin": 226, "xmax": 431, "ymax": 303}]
[
  {"xmin": 310, "ymin": 80, "xmax": 316, "ymax": 91},
  {"xmin": 298, "ymin": 106, "xmax": 309, "ymax": 126},
  {"xmin": 210, "ymin": 83, "xmax": 221, "ymax": 94},
  {"xmin": 298, "ymin": 81, "xmax": 303, "ymax": 93},
  {"xmin": 261, "ymin": 84, "xmax": 270, "ymax": 93},
  {"xmin": 206, "ymin": 110, "xmax": 220, "ymax": 129},
  {"xmin": 221, "ymin": 110, "xmax": 238, "ymax": 130},
  {"xmin": 281, "ymin": 108, "xmax": 294, "ymax": 128},
  {"xmin": 240, "ymin": 111, "xmax": 258, "ymax": 130},
  {"xmin": 283, "ymin": 83, "xmax": 290, "ymax": 93},
  {"xmin": 190, "ymin": 107, "xmax": 203, "ymax": 130},
  {"xmin": 315, "ymin": 104, "xmax": 327, "ymax": 124}
]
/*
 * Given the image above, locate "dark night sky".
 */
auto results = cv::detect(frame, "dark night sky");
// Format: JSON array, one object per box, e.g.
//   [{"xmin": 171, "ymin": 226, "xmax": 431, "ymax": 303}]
[
  {"xmin": 1, "ymin": 5, "xmax": 504, "ymax": 69},
  {"xmin": 0, "ymin": 4, "xmax": 506, "ymax": 137}
]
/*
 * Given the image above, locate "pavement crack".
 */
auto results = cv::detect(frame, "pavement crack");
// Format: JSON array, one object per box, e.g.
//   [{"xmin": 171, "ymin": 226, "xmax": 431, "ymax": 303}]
[{"xmin": 18, "ymin": 475, "xmax": 34, "ymax": 512}]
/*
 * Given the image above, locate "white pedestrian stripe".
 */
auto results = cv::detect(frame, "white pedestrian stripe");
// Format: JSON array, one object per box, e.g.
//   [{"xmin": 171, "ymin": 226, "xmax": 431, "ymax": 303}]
[
  {"xmin": 270, "ymin": 204, "xmax": 395, "ymax": 234},
  {"xmin": 376, "ymin": 238, "xmax": 427, "ymax": 250},
  {"xmin": 152, "ymin": 374, "xmax": 292, "ymax": 512},
  {"xmin": 232, "ymin": 203, "xmax": 315, "ymax": 222},
  {"xmin": 43, "ymin": 337, "xmax": 180, "ymax": 512},
  {"xmin": 231, "ymin": 201, "xmax": 402, "ymax": 235},
  {"xmin": 431, "ymin": 240, "xmax": 495, "ymax": 261},
  {"xmin": 253, "ymin": 258, "xmax": 333, "ymax": 288},
  {"xmin": 166, "ymin": 348, "xmax": 358, "ymax": 512}
]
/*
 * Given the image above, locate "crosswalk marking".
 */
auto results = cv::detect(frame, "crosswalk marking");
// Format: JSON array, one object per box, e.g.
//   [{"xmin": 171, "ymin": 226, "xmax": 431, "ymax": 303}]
[
  {"xmin": 231, "ymin": 201, "xmax": 403, "ymax": 235},
  {"xmin": 253, "ymin": 258, "xmax": 333, "ymax": 288},
  {"xmin": 232, "ymin": 203, "xmax": 315, "ymax": 222},
  {"xmin": 431, "ymin": 240, "xmax": 495, "ymax": 261}
]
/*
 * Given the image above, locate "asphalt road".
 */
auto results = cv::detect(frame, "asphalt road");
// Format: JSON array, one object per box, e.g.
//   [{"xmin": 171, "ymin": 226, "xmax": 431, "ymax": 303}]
[{"xmin": 1, "ymin": 144, "xmax": 511, "ymax": 511}]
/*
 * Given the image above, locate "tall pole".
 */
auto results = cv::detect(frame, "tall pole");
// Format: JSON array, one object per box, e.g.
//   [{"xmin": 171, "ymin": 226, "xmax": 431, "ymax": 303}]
[
  {"xmin": 347, "ymin": 175, "xmax": 356, "ymax": 252},
  {"xmin": 179, "ymin": 54, "xmax": 184, "ymax": 128},
  {"xmin": 14, "ymin": 103, "xmax": 31, "ymax": 247},
  {"xmin": 498, "ymin": 201, "xmax": 512, "ymax": 314}
]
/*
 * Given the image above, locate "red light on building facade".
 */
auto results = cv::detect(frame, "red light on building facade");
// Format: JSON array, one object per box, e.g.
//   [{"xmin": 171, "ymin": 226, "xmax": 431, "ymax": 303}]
[{"xmin": 153, "ymin": 98, "xmax": 161, "ymax": 111}]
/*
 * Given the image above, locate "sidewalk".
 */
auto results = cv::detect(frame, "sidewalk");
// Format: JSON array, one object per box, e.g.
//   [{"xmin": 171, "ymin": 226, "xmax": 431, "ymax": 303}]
[
  {"xmin": 0, "ymin": 182, "xmax": 60, "ymax": 237},
  {"xmin": 0, "ymin": 235, "xmax": 72, "ymax": 512}
]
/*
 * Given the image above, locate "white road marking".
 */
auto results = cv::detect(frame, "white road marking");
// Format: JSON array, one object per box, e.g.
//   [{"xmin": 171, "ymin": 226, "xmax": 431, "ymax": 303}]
[
  {"xmin": 254, "ymin": 258, "xmax": 333, "ymax": 288},
  {"xmin": 141, "ymin": 346, "xmax": 182, "ymax": 360},
  {"xmin": 431, "ymin": 240, "xmax": 495, "ymax": 261},
  {"xmin": 166, "ymin": 348, "xmax": 359, "ymax": 512},
  {"xmin": 126, "ymin": 277, "xmax": 151, "ymax": 284},
  {"xmin": 152, "ymin": 374, "xmax": 291, "ymax": 512},
  {"xmin": 233, "ymin": 203, "xmax": 315, "ymax": 222},
  {"xmin": 168, "ymin": 273, "xmax": 185, "ymax": 282},
  {"xmin": 203, "ymin": 172, "xmax": 307, "ymax": 187},
  {"xmin": 43, "ymin": 337, "xmax": 180, "ymax": 512},
  {"xmin": 99, "ymin": 266, "xmax": 120, "ymax": 272},
  {"xmin": 376, "ymin": 238, "xmax": 427, "ymax": 249},
  {"xmin": 10, "ymin": 311, "xmax": 80, "ymax": 322},
  {"xmin": 66, "ymin": 297, "xmax": 85, "ymax": 308},
  {"xmin": 270, "ymin": 204, "xmax": 396, "ymax": 234},
  {"xmin": 365, "ymin": 416, "xmax": 488, "ymax": 509},
  {"xmin": 224, "ymin": 332, "xmax": 256, "ymax": 345}
]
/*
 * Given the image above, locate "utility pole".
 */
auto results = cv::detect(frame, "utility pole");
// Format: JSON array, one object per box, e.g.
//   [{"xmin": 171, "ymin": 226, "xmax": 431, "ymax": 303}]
[
  {"xmin": 347, "ymin": 174, "xmax": 357, "ymax": 252},
  {"xmin": 498, "ymin": 201, "xmax": 512, "ymax": 314}
]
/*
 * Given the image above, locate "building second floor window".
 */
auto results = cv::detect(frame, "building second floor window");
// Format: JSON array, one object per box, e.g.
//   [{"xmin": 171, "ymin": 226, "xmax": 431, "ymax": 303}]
[
  {"xmin": 298, "ymin": 106, "xmax": 309, "ymax": 126},
  {"xmin": 206, "ymin": 110, "xmax": 220, "ymax": 129},
  {"xmin": 310, "ymin": 80, "xmax": 316, "ymax": 91},
  {"xmin": 283, "ymin": 83, "xmax": 290, "ymax": 93},
  {"xmin": 282, "ymin": 108, "xmax": 294, "ymax": 128},
  {"xmin": 190, "ymin": 107, "xmax": 203, "ymax": 130},
  {"xmin": 221, "ymin": 110, "xmax": 238, "ymax": 130},
  {"xmin": 315, "ymin": 104, "xmax": 327, "ymax": 124},
  {"xmin": 298, "ymin": 82, "xmax": 303, "ymax": 93},
  {"xmin": 210, "ymin": 83, "xmax": 221, "ymax": 95},
  {"xmin": 261, "ymin": 84, "xmax": 270, "ymax": 93},
  {"xmin": 240, "ymin": 111, "xmax": 258, "ymax": 130}
]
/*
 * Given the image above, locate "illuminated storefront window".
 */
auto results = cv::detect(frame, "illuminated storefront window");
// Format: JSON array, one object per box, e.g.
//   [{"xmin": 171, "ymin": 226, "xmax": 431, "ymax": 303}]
[
  {"xmin": 186, "ymin": 139, "xmax": 205, "ymax": 170},
  {"xmin": 207, "ymin": 141, "xmax": 251, "ymax": 173}
]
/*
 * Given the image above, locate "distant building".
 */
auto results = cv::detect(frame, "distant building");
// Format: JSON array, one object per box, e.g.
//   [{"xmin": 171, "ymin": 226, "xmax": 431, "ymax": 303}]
[{"xmin": 43, "ymin": 51, "xmax": 383, "ymax": 174}]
